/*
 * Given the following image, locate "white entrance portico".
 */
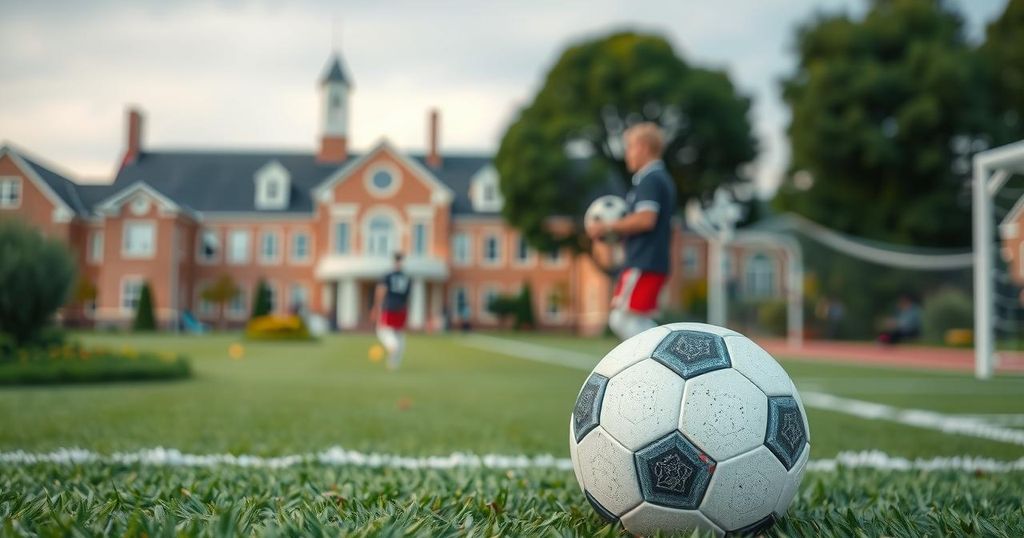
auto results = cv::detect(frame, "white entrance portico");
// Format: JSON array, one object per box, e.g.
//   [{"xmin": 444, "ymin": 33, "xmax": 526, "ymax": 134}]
[{"xmin": 315, "ymin": 255, "xmax": 448, "ymax": 330}]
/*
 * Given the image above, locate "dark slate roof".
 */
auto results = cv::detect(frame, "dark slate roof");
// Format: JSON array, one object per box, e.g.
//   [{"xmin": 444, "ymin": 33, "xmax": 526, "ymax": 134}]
[
  {"xmin": 409, "ymin": 154, "xmax": 493, "ymax": 215},
  {"xmin": 112, "ymin": 150, "xmax": 496, "ymax": 215},
  {"xmin": 113, "ymin": 150, "xmax": 345, "ymax": 213},
  {"xmin": 16, "ymin": 151, "xmax": 92, "ymax": 216},
  {"xmin": 75, "ymin": 183, "xmax": 120, "ymax": 211},
  {"xmin": 320, "ymin": 54, "xmax": 352, "ymax": 86}
]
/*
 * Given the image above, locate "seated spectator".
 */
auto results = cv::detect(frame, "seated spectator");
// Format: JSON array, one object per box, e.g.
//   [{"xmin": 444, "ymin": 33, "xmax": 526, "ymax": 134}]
[{"xmin": 877, "ymin": 295, "xmax": 921, "ymax": 345}]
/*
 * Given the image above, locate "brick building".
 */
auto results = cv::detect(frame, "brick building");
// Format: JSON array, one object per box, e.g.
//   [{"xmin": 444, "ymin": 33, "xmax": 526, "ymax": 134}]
[{"xmin": 0, "ymin": 52, "xmax": 790, "ymax": 335}]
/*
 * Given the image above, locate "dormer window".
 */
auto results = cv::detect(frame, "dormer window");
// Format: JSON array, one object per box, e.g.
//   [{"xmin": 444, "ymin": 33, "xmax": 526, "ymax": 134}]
[
  {"xmin": 470, "ymin": 165, "xmax": 503, "ymax": 212},
  {"xmin": 254, "ymin": 160, "xmax": 291, "ymax": 210}
]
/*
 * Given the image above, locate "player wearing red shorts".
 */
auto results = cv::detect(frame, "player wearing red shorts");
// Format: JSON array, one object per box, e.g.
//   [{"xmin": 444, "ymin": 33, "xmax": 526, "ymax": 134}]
[
  {"xmin": 371, "ymin": 252, "xmax": 411, "ymax": 370},
  {"xmin": 587, "ymin": 123, "xmax": 677, "ymax": 340}
]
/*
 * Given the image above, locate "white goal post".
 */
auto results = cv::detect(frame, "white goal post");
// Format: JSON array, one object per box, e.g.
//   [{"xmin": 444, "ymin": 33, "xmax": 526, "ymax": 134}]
[{"xmin": 973, "ymin": 139, "xmax": 1024, "ymax": 379}]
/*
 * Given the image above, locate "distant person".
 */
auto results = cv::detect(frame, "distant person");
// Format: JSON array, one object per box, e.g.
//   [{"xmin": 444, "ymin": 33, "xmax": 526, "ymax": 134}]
[
  {"xmin": 816, "ymin": 296, "xmax": 845, "ymax": 339},
  {"xmin": 878, "ymin": 294, "xmax": 921, "ymax": 345},
  {"xmin": 370, "ymin": 252, "xmax": 411, "ymax": 370},
  {"xmin": 586, "ymin": 122, "xmax": 677, "ymax": 340}
]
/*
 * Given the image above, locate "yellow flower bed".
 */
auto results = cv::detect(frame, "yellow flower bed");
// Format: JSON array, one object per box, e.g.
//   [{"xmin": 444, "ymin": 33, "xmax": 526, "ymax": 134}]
[{"xmin": 245, "ymin": 315, "xmax": 314, "ymax": 341}]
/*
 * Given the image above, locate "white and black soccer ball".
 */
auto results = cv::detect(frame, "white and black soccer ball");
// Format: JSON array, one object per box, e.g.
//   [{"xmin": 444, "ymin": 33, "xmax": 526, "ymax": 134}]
[
  {"xmin": 569, "ymin": 323, "xmax": 810, "ymax": 537},
  {"xmin": 585, "ymin": 195, "xmax": 629, "ymax": 242}
]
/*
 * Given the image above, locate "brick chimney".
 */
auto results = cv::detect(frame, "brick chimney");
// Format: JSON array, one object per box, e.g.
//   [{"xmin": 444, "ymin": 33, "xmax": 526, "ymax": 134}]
[
  {"xmin": 318, "ymin": 135, "xmax": 348, "ymax": 163},
  {"xmin": 427, "ymin": 108, "xmax": 442, "ymax": 169},
  {"xmin": 121, "ymin": 107, "xmax": 143, "ymax": 168}
]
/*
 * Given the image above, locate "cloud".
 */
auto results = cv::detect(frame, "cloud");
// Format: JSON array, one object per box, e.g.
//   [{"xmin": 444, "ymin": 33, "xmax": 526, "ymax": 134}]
[{"xmin": 0, "ymin": 0, "xmax": 1009, "ymax": 194}]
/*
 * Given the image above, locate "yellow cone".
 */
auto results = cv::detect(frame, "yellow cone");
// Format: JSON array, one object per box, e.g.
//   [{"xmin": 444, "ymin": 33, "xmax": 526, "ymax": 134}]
[
  {"xmin": 228, "ymin": 343, "xmax": 245, "ymax": 360},
  {"xmin": 369, "ymin": 344, "xmax": 385, "ymax": 362}
]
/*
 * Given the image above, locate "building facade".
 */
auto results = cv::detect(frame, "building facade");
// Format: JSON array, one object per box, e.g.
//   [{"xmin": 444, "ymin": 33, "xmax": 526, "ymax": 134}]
[{"xmin": 0, "ymin": 53, "xmax": 790, "ymax": 335}]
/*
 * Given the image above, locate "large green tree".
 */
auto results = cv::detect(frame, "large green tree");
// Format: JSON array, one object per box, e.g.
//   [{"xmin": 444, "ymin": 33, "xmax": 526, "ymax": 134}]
[
  {"xmin": 775, "ymin": 0, "xmax": 991, "ymax": 247},
  {"xmin": 495, "ymin": 31, "xmax": 756, "ymax": 251},
  {"xmin": 980, "ymin": 0, "xmax": 1024, "ymax": 146},
  {"xmin": 0, "ymin": 220, "xmax": 76, "ymax": 346}
]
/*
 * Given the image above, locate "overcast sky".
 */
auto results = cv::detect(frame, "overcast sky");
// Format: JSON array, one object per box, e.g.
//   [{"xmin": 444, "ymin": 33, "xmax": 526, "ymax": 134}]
[{"xmin": 0, "ymin": 0, "xmax": 1008, "ymax": 195}]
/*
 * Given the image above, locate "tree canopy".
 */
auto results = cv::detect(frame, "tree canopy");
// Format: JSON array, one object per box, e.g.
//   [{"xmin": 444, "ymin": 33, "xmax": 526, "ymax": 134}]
[
  {"xmin": 775, "ymin": 0, "xmax": 994, "ymax": 247},
  {"xmin": 495, "ymin": 31, "xmax": 757, "ymax": 250}
]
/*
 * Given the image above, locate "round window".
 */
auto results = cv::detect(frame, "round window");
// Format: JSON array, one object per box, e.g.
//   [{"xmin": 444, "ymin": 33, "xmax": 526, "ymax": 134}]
[{"xmin": 372, "ymin": 170, "xmax": 393, "ymax": 191}]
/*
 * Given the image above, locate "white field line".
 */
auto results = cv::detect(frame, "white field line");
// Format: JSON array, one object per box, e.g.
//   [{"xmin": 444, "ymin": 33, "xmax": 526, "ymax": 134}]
[
  {"xmin": 1, "ymin": 447, "xmax": 1023, "ymax": 473},
  {"xmin": 0, "ymin": 447, "xmax": 572, "ymax": 471},
  {"xmin": 801, "ymin": 392, "xmax": 1024, "ymax": 447},
  {"xmin": 951, "ymin": 414, "xmax": 1024, "ymax": 426},
  {"xmin": 466, "ymin": 335, "xmax": 1024, "ymax": 447},
  {"xmin": 461, "ymin": 334, "xmax": 598, "ymax": 370}
]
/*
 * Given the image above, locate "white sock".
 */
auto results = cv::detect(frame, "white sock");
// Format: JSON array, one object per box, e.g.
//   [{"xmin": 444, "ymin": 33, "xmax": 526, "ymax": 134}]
[
  {"xmin": 387, "ymin": 332, "xmax": 405, "ymax": 370},
  {"xmin": 609, "ymin": 309, "xmax": 656, "ymax": 340}
]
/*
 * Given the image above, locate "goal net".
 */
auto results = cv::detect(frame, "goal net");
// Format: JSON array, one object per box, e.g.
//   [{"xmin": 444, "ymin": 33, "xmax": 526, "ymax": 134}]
[{"xmin": 974, "ymin": 140, "xmax": 1024, "ymax": 379}]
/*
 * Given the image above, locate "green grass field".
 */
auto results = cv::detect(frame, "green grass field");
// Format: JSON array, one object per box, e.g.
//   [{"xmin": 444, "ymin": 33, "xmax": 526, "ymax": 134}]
[{"xmin": 2, "ymin": 332, "xmax": 1023, "ymax": 536}]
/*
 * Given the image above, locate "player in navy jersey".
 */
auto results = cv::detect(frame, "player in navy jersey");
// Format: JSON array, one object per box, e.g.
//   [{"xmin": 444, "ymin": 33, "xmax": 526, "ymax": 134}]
[
  {"xmin": 371, "ymin": 252, "xmax": 411, "ymax": 370},
  {"xmin": 586, "ymin": 123, "xmax": 677, "ymax": 340}
]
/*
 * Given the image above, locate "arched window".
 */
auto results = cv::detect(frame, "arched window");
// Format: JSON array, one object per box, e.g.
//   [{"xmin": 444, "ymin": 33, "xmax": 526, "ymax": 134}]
[
  {"xmin": 744, "ymin": 252, "xmax": 776, "ymax": 298},
  {"xmin": 366, "ymin": 214, "xmax": 396, "ymax": 257}
]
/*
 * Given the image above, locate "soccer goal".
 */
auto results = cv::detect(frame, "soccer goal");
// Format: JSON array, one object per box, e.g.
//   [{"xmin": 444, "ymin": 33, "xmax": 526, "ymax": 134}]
[{"xmin": 973, "ymin": 139, "xmax": 1024, "ymax": 379}]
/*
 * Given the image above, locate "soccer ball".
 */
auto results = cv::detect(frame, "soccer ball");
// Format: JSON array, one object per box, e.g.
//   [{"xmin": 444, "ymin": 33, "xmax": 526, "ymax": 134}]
[
  {"xmin": 569, "ymin": 323, "xmax": 809, "ymax": 536},
  {"xmin": 585, "ymin": 195, "xmax": 628, "ymax": 242}
]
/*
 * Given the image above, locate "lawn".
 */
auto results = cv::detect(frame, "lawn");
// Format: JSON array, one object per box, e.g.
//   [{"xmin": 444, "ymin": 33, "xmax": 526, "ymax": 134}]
[{"xmin": 1, "ymin": 331, "xmax": 1023, "ymax": 536}]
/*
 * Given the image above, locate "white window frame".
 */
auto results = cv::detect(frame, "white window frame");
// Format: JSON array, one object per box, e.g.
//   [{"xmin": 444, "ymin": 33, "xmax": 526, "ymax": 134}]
[
  {"xmin": 744, "ymin": 252, "xmax": 777, "ymax": 298},
  {"xmin": 364, "ymin": 163, "xmax": 402, "ymax": 198},
  {"xmin": 411, "ymin": 221, "xmax": 430, "ymax": 257},
  {"xmin": 452, "ymin": 232, "xmax": 472, "ymax": 267},
  {"xmin": 479, "ymin": 284, "xmax": 500, "ymax": 322},
  {"xmin": 88, "ymin": 230, "xmax": 104, "ymax": 264},
  {"xmin": 452, "ymin": 285, "xmax": 472, "ymax": 321},
  {"xmin": 513, "ymin": 234, "xmax": 535, "ymax": 267},
  {"xmin": 333, "ymin": 220, "xmax": 352, "ymax": 255},
  {"xmin": 683, "ymin": 245, "xmax": 701, "ymax": 277},
  {"xmin": 227, "ymin": 287, "xmax": 248, "ymax": 319},
  {"xmin": 289, "ymin": 283, "xmax": 309, "ymax": 313},
  {"xmin": 290, "ymin": 231, "xmax": 312, "ymax": 264},
  {"xmin": 227, "ymin": 229, "xmax": 251, "ymax": 265},
  {"xmin": 197, "ymin": 229, "xmax": 221, "ymax": 265},
  {"xmin": 121, "ymin": 220, "xmax": 156, "ymax": 259},
  {"xmin": 0, "ymin": 177, "xmax": 22, "ymax": 208},
  {"xmin": 481, "ymin": 232, "xmax": 503, "ymax": 267},
  {"xmin": 363, "ymin": 211, "xmax": 399, "ymax": 258},
  {"xmin": 119, "ymin": 276, "xmax": 144, "ymax": 313},
  {"xmin": 259, "ymin": 230, "xmax": 281, "ymax": 265}
]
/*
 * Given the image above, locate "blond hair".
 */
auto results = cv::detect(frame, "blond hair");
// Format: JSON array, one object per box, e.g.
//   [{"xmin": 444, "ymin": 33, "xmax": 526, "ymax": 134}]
[{"xmin": 624, "ymin": 122, "xmax": 665, "ymax": 156}]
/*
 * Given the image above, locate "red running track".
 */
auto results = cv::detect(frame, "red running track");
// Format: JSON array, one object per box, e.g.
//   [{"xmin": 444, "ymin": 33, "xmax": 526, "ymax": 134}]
[{"xmin": 756, "ymin": 339, "xmax": 1024, "ymax": 374}]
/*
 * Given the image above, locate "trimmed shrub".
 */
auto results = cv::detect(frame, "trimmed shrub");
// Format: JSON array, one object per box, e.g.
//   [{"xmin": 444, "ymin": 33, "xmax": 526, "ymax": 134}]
[
  {"xmin": 245, "ymin": 315, "xmax": 314, "ymax": 341},
  {"xmin": 0, "ymin": 219, "xmax": 76, "ymax": 346},
  {"xmin": 0, "ymin": 344, "xmax": 191, "ymax": 385},
  {"xmin": 515, "ymin": 283, "xmax": 536, "ymax": 330},
  {"xmin": 251, "ymin": 280, "xmax": 272, "ymax": 319},
  {"xmin": 133, "ymin": 282, "xmax": 157, "ymax": 331},
  {"xmin": 487, "ymin": 294, "xmax": 519, "ymax": 327},
  {"xmin": 922, "ymin": 288, "xmax": 973, "ymax": 344}
]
